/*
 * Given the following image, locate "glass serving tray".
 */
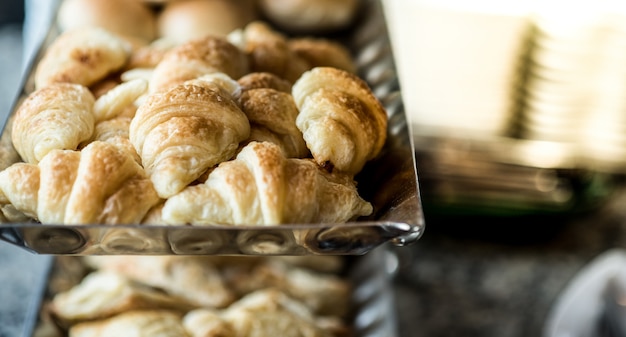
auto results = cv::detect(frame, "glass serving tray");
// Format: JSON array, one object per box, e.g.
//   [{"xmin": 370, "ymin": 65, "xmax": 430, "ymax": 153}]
[{"xmin": 0, "ymin": 0, "xmax": 424, "ymax": 255}]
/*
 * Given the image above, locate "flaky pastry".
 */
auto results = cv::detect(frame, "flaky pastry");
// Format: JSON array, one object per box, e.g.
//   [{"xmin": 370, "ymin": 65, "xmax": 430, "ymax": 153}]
[
  {"xmin": 68, "ymin": 310, "xmax": 187, "ymax": 337},
  {"xmin": 229, "ymin": 21, "xmax": 309, "ymax": 83},
  {"xmin": 239, "ymin": 88, "xmax": 309, "ymax": 158},
  {"xmin": 161, "ymin": 141, "xmax": 372, "ymax": 226},
  {"xmin": 223, "ymin": 259, "xmax": 351, "ymax": 317},
  {"xmin": 0, "ymin": 141, "xmax": 160, "ymax": 224},
  {"xmin": 292, "ymin": 67, "xmax": 387, "ymax": 175},
  {"xmin": 91, "ymin": 116, "xmax": 141, "ymax": 163},
  {"xmin": 11, "ymin": 83, "xmax": 95, "ymax": 164},
  {"xmin": 288, "ymin": 37, "xmax": 357, "ymax": 74},
  {"xmin": 129, "ymin": 82, "xmax": 250, "ymax": 198},
  {"xmin": 219, "ymin": 289, "xmax": 332, "ymax": 337},
  {"xmin": 93, "ymin": 78, "xmax": 146, "ymax": 121},
  {"xmin": 149, "ymin": 35, "xmax": 249, "ymax": 93},
  {"xmin": 237, "ymin": 72, "xmax": 292, "ymax": 94},
  {"xmin": 34, "ymin": 27, "xmax": 130, "ymax": 89},
  {"xmin": 51, "ymin": 271, "xmax": 196, "ymax": 325},
  {"xmin": 85, "ymin": 256, "xmax": 236, "ymax": 308}
]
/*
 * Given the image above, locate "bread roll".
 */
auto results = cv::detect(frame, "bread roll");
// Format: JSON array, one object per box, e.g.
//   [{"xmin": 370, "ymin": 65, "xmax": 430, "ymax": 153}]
[
  {"xmin": 258, "ymin": 0, "xmax": 360, "ymax": 34},
  {"xmin": 57, "ymin": 0, "xmax": 157, "ymax": 42},
  {"xmin": 158, "ymin": 0, "xmax": 258, "ymax": 43}
]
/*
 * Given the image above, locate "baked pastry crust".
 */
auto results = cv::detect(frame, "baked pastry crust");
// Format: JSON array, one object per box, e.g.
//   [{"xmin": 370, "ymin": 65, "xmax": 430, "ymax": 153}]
[
  {"xmin": 0, "ymin": 141, "xmax": 160, "ymax": 224},
  {"xmin": 129, "ymin": 82, "xmax": 250, "ymax": 198},
  {"xmin": 51, "ymin": 271, "xmax": 196, "ymax": 325},
  {"xmin": 11, "ymin": 83, "xmax": 95, "ymax": 164},
  {"xmin": 84, "ymin": 256, "xmax": 236, "ymax": 308},
  {"xmin": 161, "ymin": 141, "xmax": 372, "ymax": 225},
  {"xmin": 237, "ymin": 72, "xmax": 292, "ymax": 93},
  {"xmin": 231, "ymin": 22, "xmax": 309, "ymax": 83},
  {"xmin": 149, "ymin": 35, "xmax": 249, "ymax": 93},
  {"xmin": 34, "ymin": 27, "xmax": 129, "ymax": 89},
  {"xmin": 292, "ymin": 67, "xmax": 387, "ymax": 175},
  {"xmin": 68, "ymin": 310, "xmax": 187, "ymax": 337},
  {"xmin": 288, "ymin": 37, "xmax": 357, "ymax": 74},
  {"xmin": 239, "ymin": 88, "xmax": 309, "ymax": 158}
]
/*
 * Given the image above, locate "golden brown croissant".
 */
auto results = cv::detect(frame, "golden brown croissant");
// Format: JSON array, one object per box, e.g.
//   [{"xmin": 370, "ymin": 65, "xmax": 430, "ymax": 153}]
[
  {"xmin": 69, "ymin": 310, "xmax": 187, "ymax": 337},
  {"xmin": 238, "ymin": 88, "xmax": 309, "ymax": 158},
  {"xmin": 129, "ymin": 82, "xmax": 250, "ymax": 198},
  {"xmin": 219, "ymin": 289, "xmax": 331, "ymax": 337},
  {"xmin": 84, "ymin": 256, "xmax": 236, "ymax": 308},
  {"xmin": 34, "ymin": 26, "xmax": 130, "ymax": 89},
  {"xmin": 161, "ymin": 141, "xmax": 372, "ymax": 226},
  {"xmin": 91, "ymin": 116, "xmax": 141, "ymax": 163},
  {"xmin": 51, "ymin": 271, "xmax": 197, "ymax": 326},
  {"xmin": 0, "ymin": 141, "xmax": 160, "ymax": 224},
  {"xmin": 93, "ymin": 78, "xmax": 147, "ymax": 122},
  {"xmin": 292, "ymin": 67, "xmax": 388, "ymax": 175},
  {"xmin": 237, "ymin": 71, "xmax": 292, "ymax": 93},
  {"xmin": 228, "ymin": 21, "xmax": 309, "ymax": 83},
  {"xmin": 11, "ymin": 82, "xmax": 95, "ymax": 164},
  {"xmin": 149, "ymin": 35, "xmax": 249, "ymax": 93},
  {"xmin": 288, "ymin": 37, "xmax": 356, "ymax": 74}
]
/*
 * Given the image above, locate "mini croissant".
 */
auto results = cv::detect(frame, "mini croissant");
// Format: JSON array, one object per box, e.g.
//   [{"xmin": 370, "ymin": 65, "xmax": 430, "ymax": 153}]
[
  {"xmin": 129, "ymin": 82, "xmax": 250, "ymax": 198},
  {"xmin": 0, "ymin": 141, "xmax": 160, "ymax": 224},
  {"xmin": 292, "ymin": 67, "xmax": 388, "ymax": 175},
  {"xmin": 34, "ymin": 26, "xmax": 129, "ymax": 89},
  {"xmin": 161, "ymin": 141, "xmax": 372, "ymax": 226},
  {"xmin": 229, "ymin": 21, "xmax": 309, "ymax": 83},
  {"xmin": 239, "ymin": 88, "xmax": 309, "ymax": 158},
  {"xmin": 11, "ymin": 82, "xmax": 95, "ymax": 164},
  {"xmin": 149, "ymin": 35, "xmax": 249, "ymax": 93}
]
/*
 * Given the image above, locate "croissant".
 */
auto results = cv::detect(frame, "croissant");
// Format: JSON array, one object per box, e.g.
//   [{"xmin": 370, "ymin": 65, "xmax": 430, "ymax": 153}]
[
  {"xmin": 84, "ymin": 256, "xmax": 236, "ymax": 308},
  {"xmin": 11, "ymin": 82, "xmax": 95, "ymax": 164},
  {"xmin": 239, "ymin": 88, "xmax": 309, "ymax": 158},
  {"xmin": 149, "ymin": 35, "xmax": 249, "ymax": 93},
  {"xmin": 292, "ymin": 67, "xmax": 387, "ymax": 175},
  {"xmin": 229, "ymin": 21, "xmax": 309, "ymax": 83},
  {"xmin": 237, "ymin": 71, "xmax": 292, "ymax": 93},
  {"xmin": 129, "ymin": 82, "xmax": 250, "ymax": 198},
  {"xmin": 288, "ymin": 37, "xmax": 357, "ymax": 74},
  {"xmin": 0, "ymin": 141, "xmax": 160, "ymax": 224},
  {"xmin": 91, "ymin": 117, "xmax": 141, "ymax": 163},
  {"xmin": 34, "ymin": 26, "xmax": 129, "ymax": 89},
  {"xmin": 50, "ymin": 271, "xmax": 196, "ymax": 326},
  {"xmin": 93, "ymin": 78, "xmax": 147, "ymax": 122},
  {"xmin": 69, "ymin": 310, "xmax": 187, "ymax": 337},
  {"xmin": 161, "ymin": 141, "xmax": 372, "ymax": 226}
]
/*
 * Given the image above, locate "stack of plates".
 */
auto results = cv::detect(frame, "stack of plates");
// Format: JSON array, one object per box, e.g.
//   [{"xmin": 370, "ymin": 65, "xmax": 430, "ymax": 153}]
[{"xmin": 519, "ymin": 2, "xmax": 626, "ymax": 172}]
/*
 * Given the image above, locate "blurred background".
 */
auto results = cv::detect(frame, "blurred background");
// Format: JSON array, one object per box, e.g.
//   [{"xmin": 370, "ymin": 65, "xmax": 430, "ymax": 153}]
[{"xmin": 3, "ymin": 0, "xmax": 626, "ymax": 337}]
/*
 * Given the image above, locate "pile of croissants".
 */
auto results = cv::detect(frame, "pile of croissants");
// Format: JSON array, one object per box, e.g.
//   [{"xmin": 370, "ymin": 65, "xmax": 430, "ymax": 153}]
[{"xmin": 0, "ymin": 0, "xmax": 388, "ymax": 227}]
